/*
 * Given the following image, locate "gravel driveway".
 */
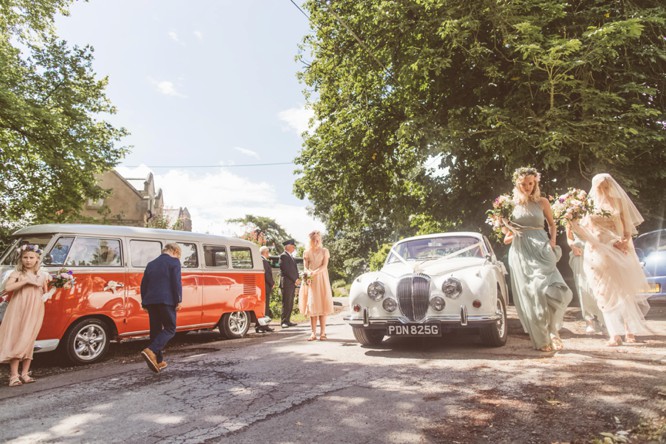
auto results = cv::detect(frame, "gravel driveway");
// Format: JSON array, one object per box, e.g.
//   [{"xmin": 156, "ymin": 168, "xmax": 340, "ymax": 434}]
[{"xmin": 0, "ymin": 302, "xmax": 664, "ymax": 443}]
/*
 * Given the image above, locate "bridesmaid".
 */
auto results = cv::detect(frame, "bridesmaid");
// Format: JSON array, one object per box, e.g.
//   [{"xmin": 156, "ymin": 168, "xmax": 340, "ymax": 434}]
[
  {"xmin": 503, "ymin": 167, "xmax": 572, "ymax": 352},
  {"xmin": 298, "ymin": 230, "xmax": 334, "ymax": 341},
  {"xmin": 565, "ymin": 224, "xmax": 604, "ymax": 334}
]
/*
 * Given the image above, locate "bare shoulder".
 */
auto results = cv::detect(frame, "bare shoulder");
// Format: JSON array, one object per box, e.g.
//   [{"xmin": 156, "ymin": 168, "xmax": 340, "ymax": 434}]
[{"xmin": 538, "ymin": 197, "xmax": 551, "ymax": 208}]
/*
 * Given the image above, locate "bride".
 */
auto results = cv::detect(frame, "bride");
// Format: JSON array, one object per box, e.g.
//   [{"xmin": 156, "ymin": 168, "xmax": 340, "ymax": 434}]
[{"xmin": 572, "ymin": 173, "xmax": 652, "ymax": 346}]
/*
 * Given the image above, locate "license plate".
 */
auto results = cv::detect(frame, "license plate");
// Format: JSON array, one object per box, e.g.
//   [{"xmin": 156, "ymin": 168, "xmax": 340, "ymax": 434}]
[{"xmin": 387, "ymin": 324, "xmax": 441, "ymax": 337}]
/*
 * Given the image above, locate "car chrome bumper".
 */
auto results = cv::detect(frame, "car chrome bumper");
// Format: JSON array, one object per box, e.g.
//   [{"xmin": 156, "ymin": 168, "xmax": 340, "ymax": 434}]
[
  {"xmin": 343, "ymin": 307, "xmax": 501, "ymax": 327},
  {"xmin": 33, "ymin": 339, "xmax": 59, "ymax": 354}
]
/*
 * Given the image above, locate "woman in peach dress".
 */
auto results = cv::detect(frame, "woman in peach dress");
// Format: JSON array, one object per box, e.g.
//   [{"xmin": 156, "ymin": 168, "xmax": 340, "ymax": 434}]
[
  {"xmin": 0, "ymin": 245, "xmax": 49, "ymax": 386},
  {"xmin": 298, "ymin": 231, "xmax": 334, "ymax": 341}
]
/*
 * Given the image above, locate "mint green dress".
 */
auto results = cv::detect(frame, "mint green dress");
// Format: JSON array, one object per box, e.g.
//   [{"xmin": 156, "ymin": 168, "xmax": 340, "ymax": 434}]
[{"xmin": 508, "ymin": 201, "xmax": 573, "ymax": 350}]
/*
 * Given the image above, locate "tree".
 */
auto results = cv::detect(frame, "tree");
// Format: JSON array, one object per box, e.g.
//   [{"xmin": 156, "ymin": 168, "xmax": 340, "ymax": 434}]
[
  {"xmin": 0, "ymin": 0, "xmax": 128, "ymax": 239},
  {"xmin": 295, "ymin": 0, "xmax": 666, "ymax": 268},
  {"xmin": 226, "ymin": 215, "xmax": 294, "ymax": 253}
]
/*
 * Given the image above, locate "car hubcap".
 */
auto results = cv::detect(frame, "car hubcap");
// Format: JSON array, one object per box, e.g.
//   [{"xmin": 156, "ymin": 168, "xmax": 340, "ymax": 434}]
[
  {"xmin": 228, "ymin": 311, "xmax": 248, "ymax": 335},
  {"xmin": 74, "ymin": 325, "xmax": 106, "ymax": 361}
]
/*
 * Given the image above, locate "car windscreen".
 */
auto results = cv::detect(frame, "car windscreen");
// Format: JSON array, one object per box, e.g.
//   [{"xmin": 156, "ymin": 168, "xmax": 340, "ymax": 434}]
[
  {"xmin": 387, "ymin": 236, "xmax": 483, "ymax": 263},
  {"xmin": 0, "ymin": 235, "xmax": 54, "ymax": 266}
]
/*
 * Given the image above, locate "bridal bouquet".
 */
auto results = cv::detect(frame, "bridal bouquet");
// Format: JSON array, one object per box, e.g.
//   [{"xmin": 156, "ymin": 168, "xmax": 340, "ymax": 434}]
[
  {"xmin": 43, "ymin": 268, "xmax": 76, "ymax": 302},
  {"xmin": 485, "ymin": 194, "xmax": 515, "ymax": 238},
  {"xmin": 551, "ymin": 188, "xmax": 595, "ymax": 228},
  {"xmin": 299, "ymin": 270, "xmax": 312, "ymax": 287},
  {"xmin": 50, "ymin": 268, "xmax": 76, "ymax": 289}
]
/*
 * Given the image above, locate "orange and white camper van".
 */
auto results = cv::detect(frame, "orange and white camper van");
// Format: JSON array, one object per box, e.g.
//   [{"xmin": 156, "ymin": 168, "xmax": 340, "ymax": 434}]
[{"xmin": 0, "ymin": 224, "xmax": 269, "ymax": 364}]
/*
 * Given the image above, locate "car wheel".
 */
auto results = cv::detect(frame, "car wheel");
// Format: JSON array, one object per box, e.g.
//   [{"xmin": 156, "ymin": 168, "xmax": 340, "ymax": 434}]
[
  {"xmin": 480, "ymin": 293, "xmax": 508, "ymax": 347},
  {"xmin": 219, "ymin": 311, "xmax": 250, "ymax": 339},
  {"xmin": 63, "ymin": 318, "xmax": 110, "ymax": 364},
  {"xmin": 352, "ymin": 327, "xmax": 385, "ymax": 345}
]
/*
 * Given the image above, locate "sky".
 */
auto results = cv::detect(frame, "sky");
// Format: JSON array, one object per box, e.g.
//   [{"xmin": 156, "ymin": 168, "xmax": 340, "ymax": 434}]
[{"xmin": 54, "ymin": 0, "xmax": 322, "ymax": 244}]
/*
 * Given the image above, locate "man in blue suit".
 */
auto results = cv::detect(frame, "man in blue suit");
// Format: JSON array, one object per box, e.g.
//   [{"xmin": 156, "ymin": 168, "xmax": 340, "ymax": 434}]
[{"xmin": 140, "ymin": 243, "xmax": 182, "ymax": 373}]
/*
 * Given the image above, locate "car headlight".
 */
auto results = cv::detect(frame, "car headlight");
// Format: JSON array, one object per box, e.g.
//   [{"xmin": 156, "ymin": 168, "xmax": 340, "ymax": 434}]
[
  {"xmin": 367, "ymin": 281, "xmax": 386, "ymax": 301},
  {"xmin": 430, "ymin": 296, "xmax": 445, "ymax": 311},
  {"xmin": 382, "ymin": 298, "xmax": 397, "ymax": 312},
  {"xmin": 442, "ymin": 277, "xmax": 462, "ymax": 299}
]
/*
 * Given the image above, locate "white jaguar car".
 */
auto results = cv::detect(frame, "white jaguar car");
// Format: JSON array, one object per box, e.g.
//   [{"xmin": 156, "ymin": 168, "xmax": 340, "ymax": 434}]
[{"xmin": 345, "ymin": 232, "xmax": 510, "ymax": 347}]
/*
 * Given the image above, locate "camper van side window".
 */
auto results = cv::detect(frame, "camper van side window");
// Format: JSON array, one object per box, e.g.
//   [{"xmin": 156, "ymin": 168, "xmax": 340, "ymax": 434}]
[
  {"xmin": 230, "ymin": 247, "xmax": 253, "ymax": 269},
  {"xmin": 204, "ymin": 246, "xmax": 228, "ymax": 268},
  {"xmin": 47, "ymin": 237, "xmax": 74, "ymax": 265},
  {"xmin": 130, "ymin": 240, "xmax": 163, "ymax": 268},
  {"xmin": 65, "ymin": 238, "xmax": 122, "ymax": 267},
  {"xmin": 178, "ymin": 242, "xmax": 198, "ymax": 268}
]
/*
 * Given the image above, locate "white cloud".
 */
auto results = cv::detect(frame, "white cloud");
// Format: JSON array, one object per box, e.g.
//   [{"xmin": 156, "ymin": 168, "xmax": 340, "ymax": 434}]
[
  {"xmin": 148, "ymin": 78, "xmax": 187, "ymax": 98},
  {"xmin": 193, "ymin": 30, "xmax": 204, "ymax": 41},
  {"xmin": 278, "ymin": 106, "xmax": 315, "ymax": 135},
  {"xmin": 115, "ymin": 165, "xmax": 324, "ymax": 244},
  {"xmin": 168, "ymin": 31, "xmax": 185, "ymax": 46},
  {"xmin": 234, "ymin": 146, "xmax": 260, "ymax": 160}
]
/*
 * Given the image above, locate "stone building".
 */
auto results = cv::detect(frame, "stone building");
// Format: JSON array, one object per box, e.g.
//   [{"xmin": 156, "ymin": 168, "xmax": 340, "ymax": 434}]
[{"xmin": 78, "ymin": 170, "xmax": 191, "ymax": 231}]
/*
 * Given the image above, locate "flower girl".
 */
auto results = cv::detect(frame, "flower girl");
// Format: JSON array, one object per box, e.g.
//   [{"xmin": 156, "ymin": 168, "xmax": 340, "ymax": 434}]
[{"xmin": 0, "ymin": 245, "xmax": 50, "ymax": 386}]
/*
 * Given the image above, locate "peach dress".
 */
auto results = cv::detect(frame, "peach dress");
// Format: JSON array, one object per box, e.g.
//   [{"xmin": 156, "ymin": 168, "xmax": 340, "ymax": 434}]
[
  {"xmin": 298, "ymin": 247, "xmax": 334, "ymax": 317},
  {"xmin": 0, "ymin": 271, "xmax": 48, "ymax": 363}
]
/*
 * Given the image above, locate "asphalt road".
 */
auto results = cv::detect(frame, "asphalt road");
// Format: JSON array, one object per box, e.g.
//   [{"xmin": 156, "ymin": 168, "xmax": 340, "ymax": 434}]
[{"xmin": 0, "ymin": 303, "xmax": 665, "ymax": 443}]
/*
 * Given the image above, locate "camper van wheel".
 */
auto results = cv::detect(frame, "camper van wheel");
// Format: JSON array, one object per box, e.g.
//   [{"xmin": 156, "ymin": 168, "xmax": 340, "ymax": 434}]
[
  {"xmin": 63, "ymin": 318, "xmax": 110, "ymax": 364},
  {"xmin": 219, "ymin": 311, "xmax": 250, "ymax": 339}
]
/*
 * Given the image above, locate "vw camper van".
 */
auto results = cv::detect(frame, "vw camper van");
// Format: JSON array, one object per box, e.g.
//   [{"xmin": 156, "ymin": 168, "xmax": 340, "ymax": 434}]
[{"xmin": 0, "ymin": 224, "xmax": 269, "ymax": 364}]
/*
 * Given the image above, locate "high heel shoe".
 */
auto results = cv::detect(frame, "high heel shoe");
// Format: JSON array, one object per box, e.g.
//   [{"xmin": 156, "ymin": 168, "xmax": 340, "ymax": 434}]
[{"xmin": 625, "ymin": 333, "xmax": 637, "ymax": 343}]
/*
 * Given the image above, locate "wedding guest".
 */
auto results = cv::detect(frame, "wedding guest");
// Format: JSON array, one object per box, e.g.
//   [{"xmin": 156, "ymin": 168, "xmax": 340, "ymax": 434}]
[
  {"xmin": 565, "ymin": 224, "xmax": 604, "ymax": 334},
  {"xmin": 503, "ymin": 167, "xmax": 572, "ymax": 352},
  {"xmin": 140, "ymin": 243, "xmax": 182, "ymax": 373},
  {"xmin": 279, "ymin": 239, "xmax": 300, "ymax": 328},
  {"xmin": 256, "ymin": 246, "xmax": 275, "ymax": 333},
  {"xmin": 298, "ymin": 231, "xmax": 334, "ymax": 341},
  {"xmin": 572, "ymin": 173, "xmax": 651, "ymax": 346},
  {"xmin": 0, "ymin": 245, "xmax": 50, "ymax": 386}
]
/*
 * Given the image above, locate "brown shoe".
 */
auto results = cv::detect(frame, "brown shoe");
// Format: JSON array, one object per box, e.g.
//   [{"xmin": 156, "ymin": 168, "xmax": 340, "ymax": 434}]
[
  {"xmin": 141, "ymin": 348, "xmax": 160, "ymax": 373},
  {"xmin": 157, "ymin": 361, "xmax": 168, "ymax": 370}
]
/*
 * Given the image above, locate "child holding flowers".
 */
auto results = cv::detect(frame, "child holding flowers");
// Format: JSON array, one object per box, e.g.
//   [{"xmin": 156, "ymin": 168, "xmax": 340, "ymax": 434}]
[{"xmin": 0, "ymin": 245, "xmax": 50, "ymax": 386}]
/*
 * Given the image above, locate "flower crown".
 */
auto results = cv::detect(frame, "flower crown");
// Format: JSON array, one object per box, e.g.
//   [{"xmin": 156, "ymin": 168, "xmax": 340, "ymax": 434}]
[
  {"xmin": 512, "ymin": 167, "xmax": 541, "ymax": 183},
  {"xmin": 17, "ymin": 244, "xmax": 43, "ymax": 255}
]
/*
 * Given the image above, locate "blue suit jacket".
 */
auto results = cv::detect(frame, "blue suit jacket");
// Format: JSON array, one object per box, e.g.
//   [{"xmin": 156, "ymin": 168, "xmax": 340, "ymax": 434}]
[{"xmin": 140, "ymin": 253, "xmax": 182, "ymax": 307}]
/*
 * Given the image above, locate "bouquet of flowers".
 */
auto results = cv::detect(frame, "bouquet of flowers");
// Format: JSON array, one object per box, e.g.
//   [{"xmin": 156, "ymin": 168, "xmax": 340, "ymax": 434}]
[
  {"xmin": 551, "ymin": 188, "xmax": 595, "ymax": 228},
  {"xmin": 299, "ymin": 270, "xmax": 312, "ymax": 287},
  {"xmin": 50, "ymin": 268, "xmax": 76, "ymax": 289},
  {"xmin": 43, "ymin": 268, "xmax": 75, "ymax": 302},
  {"xmin": 485, "ymin": 194, "xmax": 515, "ymax": 239}
]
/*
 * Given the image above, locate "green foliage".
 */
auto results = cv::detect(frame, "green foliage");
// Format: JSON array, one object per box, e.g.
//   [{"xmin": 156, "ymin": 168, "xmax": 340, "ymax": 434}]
[
  {"xmin": 227, "ymin": 215, "xmax": 294, "ymax": 253},
  {"xmin": 145, "ymin": 214, "xmax": 184, "ymax": 231},
  {"xmin": 0, "ymin": 0, "xmax": 128, "ymax": 232},
  {"xmin": 296, "ymin": 0, "xmax": 666, "ymax": 274},
  {"xmin": 368, "ymin": 243, "xmax": 392, "ymax": 271}
]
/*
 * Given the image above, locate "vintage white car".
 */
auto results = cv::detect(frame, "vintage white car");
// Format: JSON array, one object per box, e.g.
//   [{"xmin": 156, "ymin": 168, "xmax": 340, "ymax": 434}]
[{"xmin": 345, "ymin": 232, "xmax": 510, "ymax": 347}]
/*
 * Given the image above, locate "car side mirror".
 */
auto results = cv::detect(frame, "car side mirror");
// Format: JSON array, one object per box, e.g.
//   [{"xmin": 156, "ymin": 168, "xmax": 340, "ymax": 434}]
[{"xmin": 42, "ymin": 254, "xmax": 53, "ymax": 265}]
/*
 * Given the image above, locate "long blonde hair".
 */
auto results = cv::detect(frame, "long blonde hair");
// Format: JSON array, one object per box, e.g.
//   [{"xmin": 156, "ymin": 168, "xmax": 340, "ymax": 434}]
[{"xmin": 512, "ymin": 167, "xmax": 542, "ymax": 205}]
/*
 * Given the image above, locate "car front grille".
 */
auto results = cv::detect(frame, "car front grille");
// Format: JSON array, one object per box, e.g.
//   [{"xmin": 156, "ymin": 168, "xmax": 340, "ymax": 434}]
[{"xmin": 396, "ymin": 274, "xmax": 431, "ymax": 322}]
